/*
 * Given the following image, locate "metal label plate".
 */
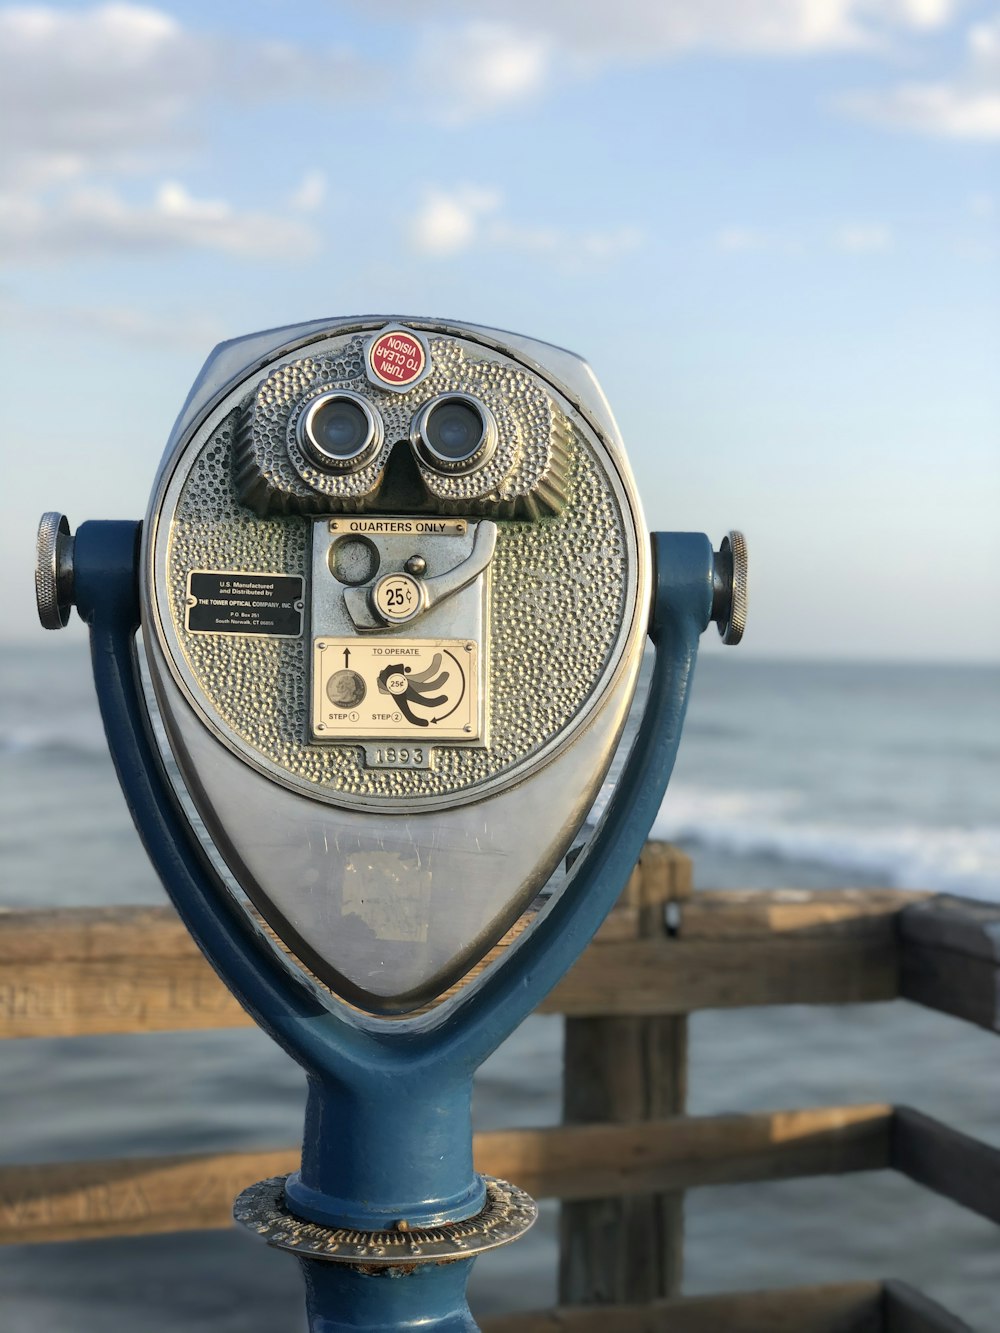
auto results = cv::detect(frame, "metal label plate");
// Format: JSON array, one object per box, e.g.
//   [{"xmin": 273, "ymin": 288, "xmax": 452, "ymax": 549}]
[
  {"xmin": 186, "ymin": 572, "xmax": 304, "ymax": 637},
  {"xmin": 362, "ymin": 743, "xmax": 435, "ymax": 770},
  {"xmin": 328, "ymin": 516, "xmax": 468, "ymax": 538},
  {"xmin": 312, "ymin": 637, "xmax": 480, "ymax": 742}
]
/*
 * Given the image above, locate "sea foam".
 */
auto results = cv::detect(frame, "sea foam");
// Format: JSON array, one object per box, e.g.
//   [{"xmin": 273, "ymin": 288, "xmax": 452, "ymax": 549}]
[{"xmin": 653, "ymin": 783, "xmax": 1000, "ymax": 901}]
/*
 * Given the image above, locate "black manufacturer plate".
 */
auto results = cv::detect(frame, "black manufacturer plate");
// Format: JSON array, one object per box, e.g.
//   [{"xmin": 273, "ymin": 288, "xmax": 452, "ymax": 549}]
[{"xmin": 186, "ymin": 572, "xmax": 304, "ymax": 637}]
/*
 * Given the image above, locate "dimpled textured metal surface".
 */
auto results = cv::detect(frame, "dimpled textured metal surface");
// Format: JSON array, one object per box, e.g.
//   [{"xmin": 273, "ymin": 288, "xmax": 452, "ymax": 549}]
[
  {"xmin": 165, "ymin": 354, "xmax": 630, "ymax": 805},
  {"xmin": 235, "ymin": 335, "xmax": 568, "ymax": 517}
]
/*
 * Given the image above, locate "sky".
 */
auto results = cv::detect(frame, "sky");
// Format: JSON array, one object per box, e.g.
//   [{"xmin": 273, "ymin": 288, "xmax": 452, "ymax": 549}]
[{"xmin": 1, "ymin": 0, "xmax": 998, "ymax": 660}]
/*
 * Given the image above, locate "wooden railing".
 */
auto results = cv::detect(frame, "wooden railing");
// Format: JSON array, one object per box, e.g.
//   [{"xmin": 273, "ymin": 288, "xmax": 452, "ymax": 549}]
[{"xmin": 2, "ymin": 843, "xmax": 998, "ymax": 1331}]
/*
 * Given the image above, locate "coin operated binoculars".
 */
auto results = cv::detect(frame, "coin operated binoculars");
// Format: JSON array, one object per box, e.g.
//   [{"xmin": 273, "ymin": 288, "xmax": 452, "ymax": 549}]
[{"xmin": 36, "ymin": 317, "xmax": 746, "ymax": 1332}]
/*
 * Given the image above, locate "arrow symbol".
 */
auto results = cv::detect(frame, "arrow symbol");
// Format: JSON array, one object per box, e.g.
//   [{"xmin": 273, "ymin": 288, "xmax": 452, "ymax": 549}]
[{"xmin": 343, "ymin": 647, "xmax": 351, "ymax": 668}]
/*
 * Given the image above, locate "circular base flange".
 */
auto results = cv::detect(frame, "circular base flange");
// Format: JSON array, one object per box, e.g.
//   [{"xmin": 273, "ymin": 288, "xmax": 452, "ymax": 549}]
[{"xmin": 234, "ymin": 1175, "xmax": 537, "ymax": 1266}]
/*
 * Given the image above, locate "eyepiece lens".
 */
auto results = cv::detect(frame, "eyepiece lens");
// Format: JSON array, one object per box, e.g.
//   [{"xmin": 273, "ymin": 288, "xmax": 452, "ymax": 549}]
[
  {"xmin": 411, "ymin": 394, "xmax": 497, "ymax": 475},
  {"xmin": 425, "ymin": 400, "xmax": 484, "ymax": 462},
  {"xmin": 298, "ymin": 393, "xmax": 382, "ymax": 472},
  {"xmin": 309, "ymin": 398, "xmax": 372, "ymax": 459}
]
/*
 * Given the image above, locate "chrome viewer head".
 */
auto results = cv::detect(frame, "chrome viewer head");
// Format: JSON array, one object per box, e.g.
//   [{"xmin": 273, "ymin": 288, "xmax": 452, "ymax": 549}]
[{"xmin": 35, "ymin": 316, "xmax": 746, "ymax": 1015}]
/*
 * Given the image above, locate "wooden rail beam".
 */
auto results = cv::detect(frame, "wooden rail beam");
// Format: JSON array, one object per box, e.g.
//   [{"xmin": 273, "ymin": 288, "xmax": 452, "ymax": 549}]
[
  {"xmin": 496, "ymin": 1104, "xmax": 892, "ymax": 1201},
  {"xmin": 480, "ymin": 1281, "xmax": 974, "ymax": 1333},
  {"xmin": 0, "ymin": 886, "xmax": 924, "ymax": 1040},
  {"xmin": 480, "ymin": 1281, "xmax": 886, "ymax": 1332},
  {"xmin": 542, "ymin": 932, "xmax": 899, "ymax": 1016},
  {"xmin": 891, "ymin": 1106, "xmax": 1000, "ymax": 1229},
  {"xmin": 680, "ymin": 888, "xmax": 929, "ymax": 940},
  {"xmin": 899, "ymin": 896, "xmax": 1000, "ymax": 1033},
  {"xmin": 0, "ymin": 1104, "xmax": 891, "ymax": 1246},
  {"xmin": 0, "ymin": 906, "xmax": 250, "ymax": 1038},
  {"xmin": 883, "ymin": 1281, "xmax": 974, "ymax": 1332},
  {"xmin": 546, "ymin": 886, "xmax": 919, "ymax": 1018}
]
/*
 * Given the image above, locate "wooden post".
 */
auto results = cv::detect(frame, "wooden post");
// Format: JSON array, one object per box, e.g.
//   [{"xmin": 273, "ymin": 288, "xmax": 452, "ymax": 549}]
[{"xmin": 559, "ymin": 842, "xmax": 692, "ymax": 1303}]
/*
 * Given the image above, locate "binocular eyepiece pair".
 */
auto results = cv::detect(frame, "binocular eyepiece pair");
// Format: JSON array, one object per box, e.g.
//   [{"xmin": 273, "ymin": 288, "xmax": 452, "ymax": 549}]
[
  {"xmin": 233, "ymin": 323, "xmax": 571, "ymax": 523},
  {"xmin": 299, "ymin": 390, "xmax": 496, "ymax": 478}
]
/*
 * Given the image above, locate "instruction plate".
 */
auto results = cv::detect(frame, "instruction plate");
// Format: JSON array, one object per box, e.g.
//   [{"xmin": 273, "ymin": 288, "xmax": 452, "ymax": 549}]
[{"xmin": 311, "ymin": 637, "xmax": 481, "ymax": 742}]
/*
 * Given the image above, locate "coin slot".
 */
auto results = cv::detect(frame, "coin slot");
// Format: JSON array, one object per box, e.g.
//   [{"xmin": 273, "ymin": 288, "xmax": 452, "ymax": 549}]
[{"xmin": 330, "ymin": 536, "xmax": 379, "ymax": 586}]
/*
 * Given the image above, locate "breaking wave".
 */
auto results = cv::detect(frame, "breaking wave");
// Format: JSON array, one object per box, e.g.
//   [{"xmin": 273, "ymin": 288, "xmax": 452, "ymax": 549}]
[{"xmin": 653, "ymin": 784, "xmax": 1000, "ymax": 901}]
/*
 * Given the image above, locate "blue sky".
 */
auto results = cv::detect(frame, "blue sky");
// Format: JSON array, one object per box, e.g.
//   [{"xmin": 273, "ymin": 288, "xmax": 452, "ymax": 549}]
[{"xmin": 2, "ymin": 0, "xmax": 997, "ymax": 658}]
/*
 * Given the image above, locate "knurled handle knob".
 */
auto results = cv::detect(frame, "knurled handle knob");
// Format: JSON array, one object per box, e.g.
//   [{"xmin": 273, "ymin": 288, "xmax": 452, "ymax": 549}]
[
  {"xmin": 712, "ymin": 529, "xmax": 748, "ymax": 646},
  {"xmin": 35, "ymin": 512, "xmax": 75, "ymax": 630}
]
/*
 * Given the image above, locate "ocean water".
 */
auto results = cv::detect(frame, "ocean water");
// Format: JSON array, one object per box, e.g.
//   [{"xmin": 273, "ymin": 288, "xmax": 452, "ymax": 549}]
[{"xmin": 1, "ymin": 642, "xmax": 998, "ymax": 1329}]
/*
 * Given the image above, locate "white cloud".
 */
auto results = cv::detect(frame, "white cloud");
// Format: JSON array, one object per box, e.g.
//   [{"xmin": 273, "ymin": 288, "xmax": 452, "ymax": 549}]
[
  {"xmin": 578, "ymin": 226, "xmax": 645, "ymax": 259},
  {"xmin": 833, "ymin": 223, "xmax": 893, "ymax": 251},
  {"xmin": 412, "ymin": 186, "xmax": 501, "ymax": 255},
  {"xmin": 717, "ymin": 226, "xmax": 770, "ymax": 252},
  {"xmin": 416, "ymin": 22, "xmax": 551, "ymax": 121},
  {"xmin": 405, "ymin": 0, "xmax": 968, "ymax": 56},
  {"xmin": 968, "ymin": 191, "xmax": 995, "ymax": 217},
  {"xmin": 391, "ymin": 0, "xmax": 972, "ymax": 120},
  {"xmin": 716, "ymin": 222, "xmax": 893, "ymax": 254},
  {"xmin": 846, "ymin": 83, "xmax": 1000, "ymax": 138},
  {"xmin": 0, "ymin": 4, "xmax": 184, "ymax": 187},
  {"xmin": 877, "ymin": 0, "xmax": 966, "ymax": 29},
  {"xmin": 715, "ymin": 225, "xmax": 807, "ymax": 255},
  {"xmin": 0, "ymin": 4, "xmax": 365, "ymax": 262},
  {"xmin": 290, "ymin": 170, "xmax": 328, "ymax": 213},
  {"xmin": 0, "ymin": 181, "xmax": 319, "ymax": 263},
  {"xmin": 411, "ymin": 185, "xmax": 643, "ymax": 266},
  {"xmin": 0, "ymin": 290, "xmax": 224, "ymax": 349},
  {"xmin": 842, "ymin": 13, "xmax": 1000, "ymax": 138},
  {"xmin": 0, "ymin": 4, "xmax": 369, "ymax": 188},
  {"xmin": 487, "ymin": 219, "xmax": 643, "ymax": 260}
]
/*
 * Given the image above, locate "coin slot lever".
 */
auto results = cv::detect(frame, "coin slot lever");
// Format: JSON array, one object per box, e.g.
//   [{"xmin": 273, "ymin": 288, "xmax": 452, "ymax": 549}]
[{"xmin": 344, "ymin": 520, "xmax": 498, "ymax": 631}]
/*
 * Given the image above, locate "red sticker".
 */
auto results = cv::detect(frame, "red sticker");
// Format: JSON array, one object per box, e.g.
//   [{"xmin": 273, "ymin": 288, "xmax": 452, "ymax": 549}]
[{"xmin": 368, "ymin": 329, "xmax": 426, "ymax": 387}]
